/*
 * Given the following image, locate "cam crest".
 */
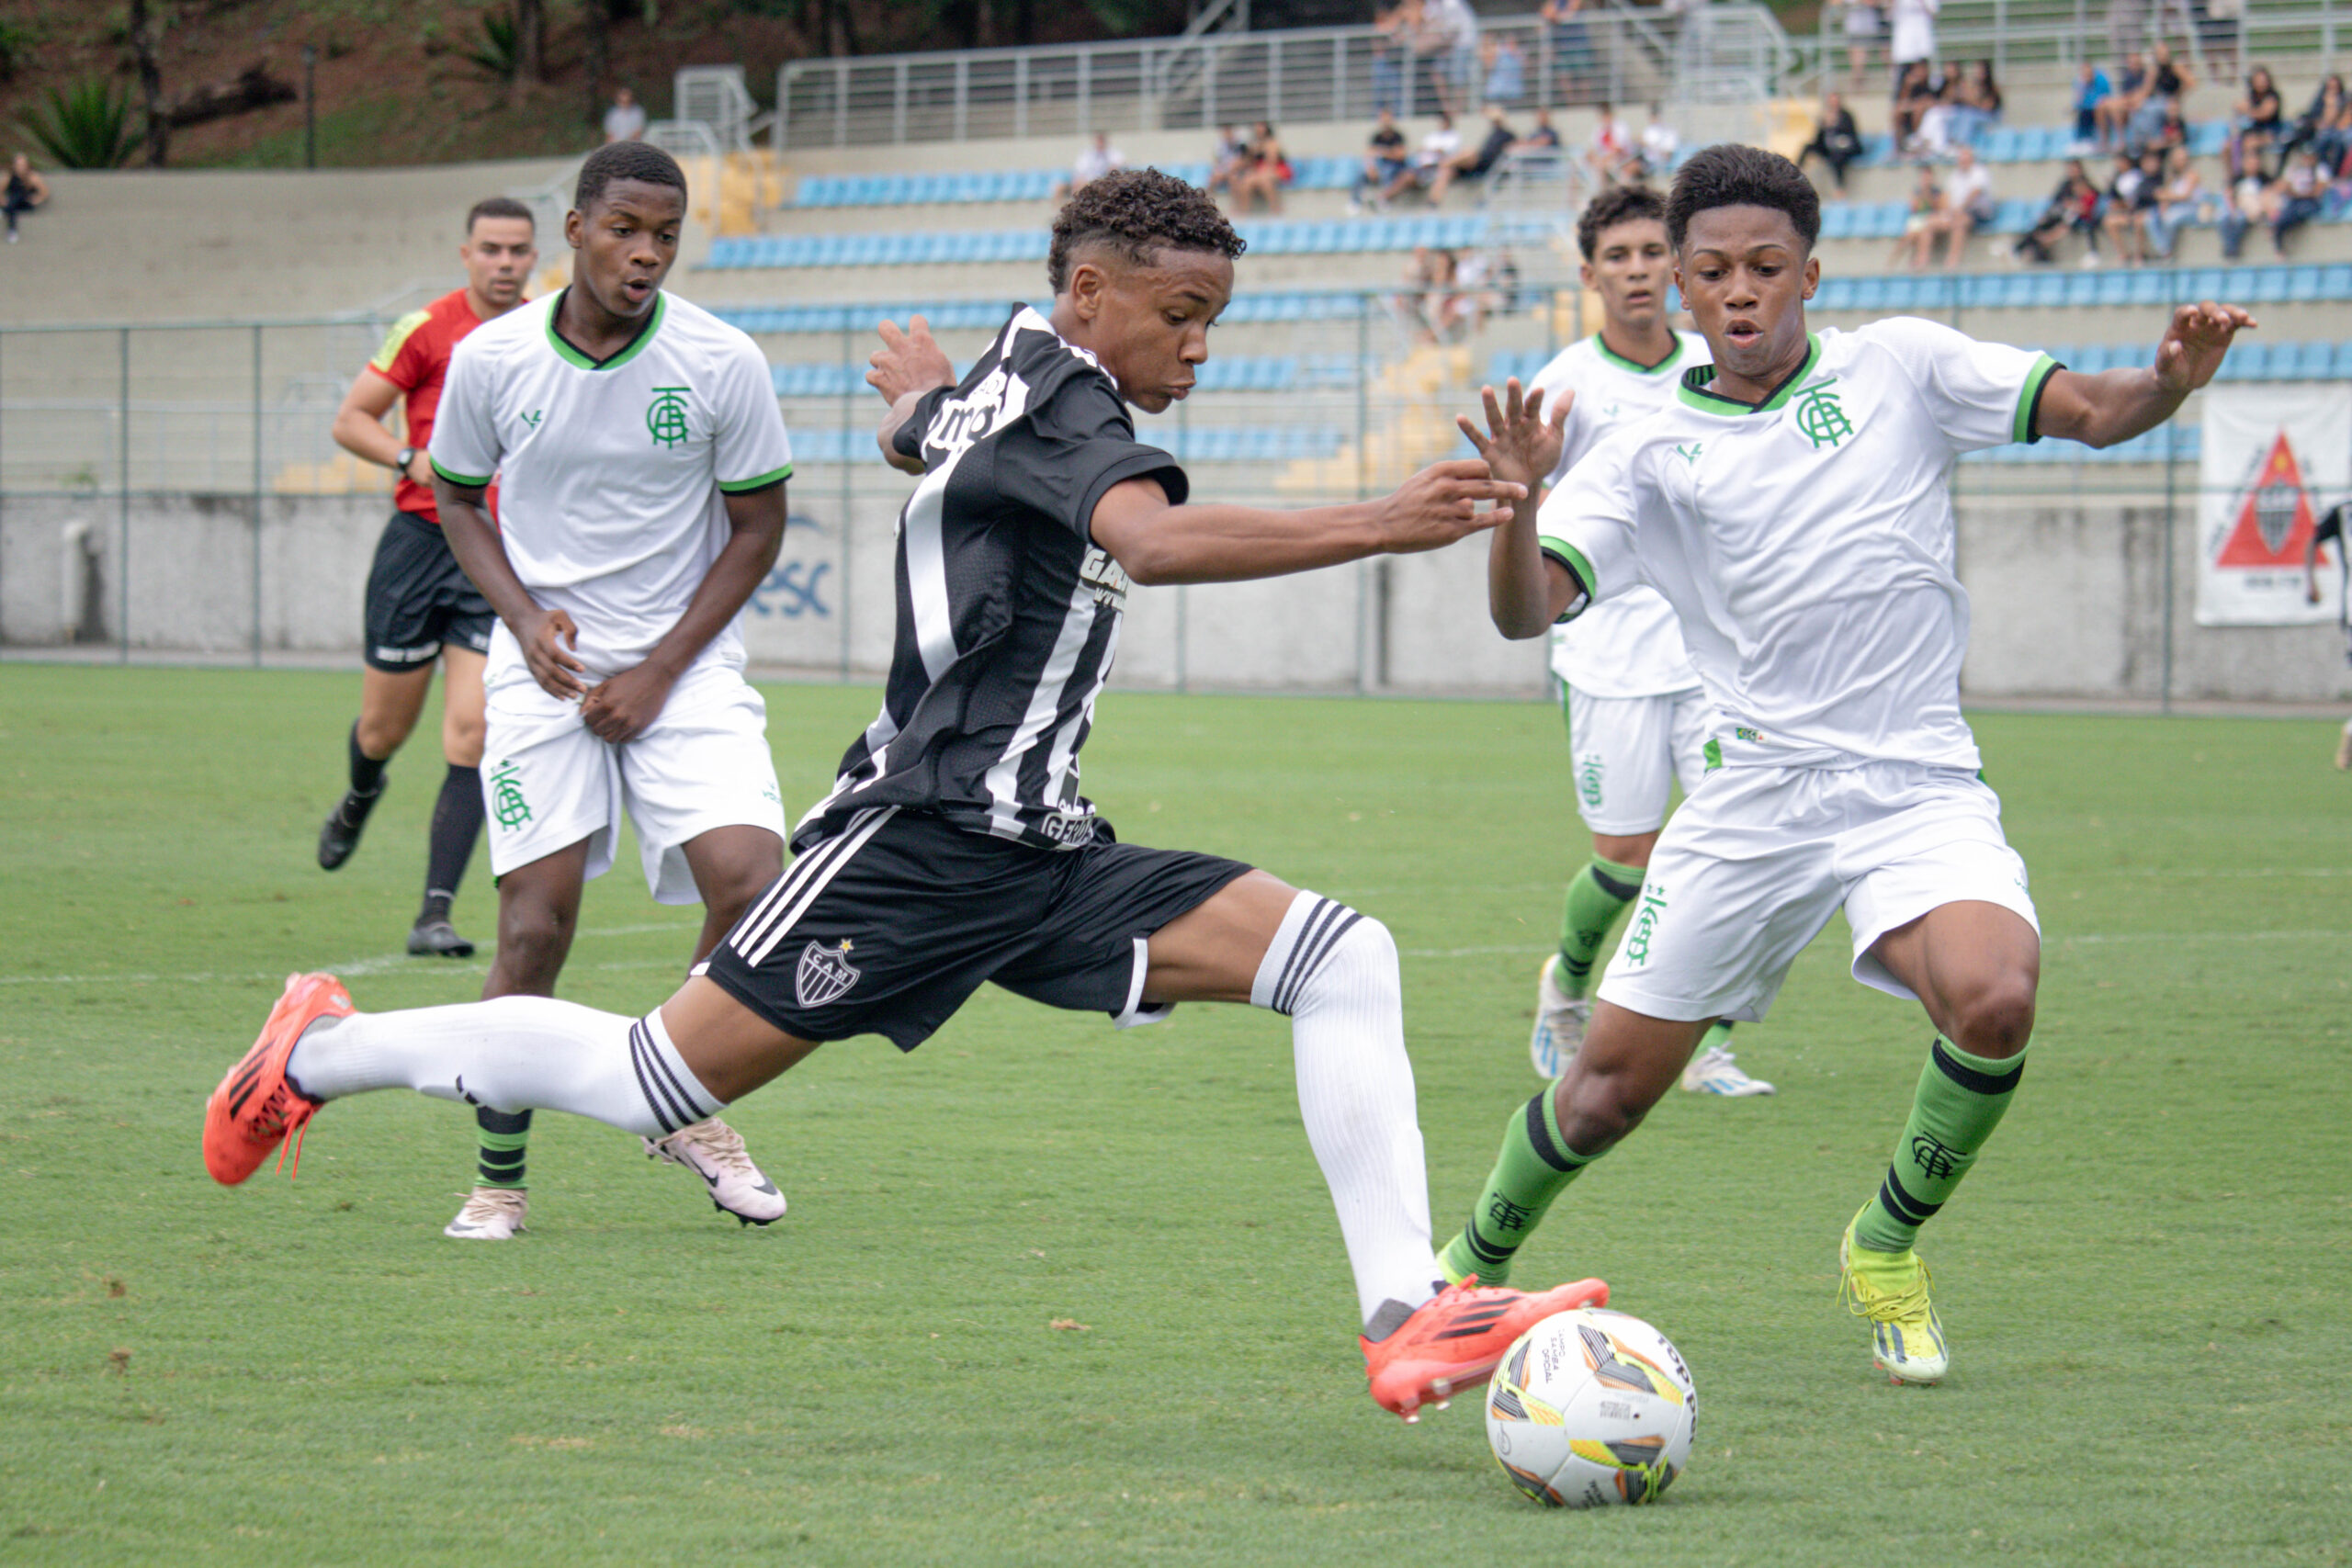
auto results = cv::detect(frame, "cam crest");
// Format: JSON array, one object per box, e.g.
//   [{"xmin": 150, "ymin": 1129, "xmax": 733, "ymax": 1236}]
[
  {"xmin": 647, "ymin": 386, "xmax": 693, "ymax": 448},
  {"xmin": 796, "ymin": 939, "xmax": 862, "ymax": 1009}
]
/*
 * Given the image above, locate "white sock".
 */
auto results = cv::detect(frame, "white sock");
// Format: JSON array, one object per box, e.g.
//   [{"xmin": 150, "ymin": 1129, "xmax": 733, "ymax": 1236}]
[
  {"xmin": 284, "ymin": 998, "xmax": 724, "ymax": 1140},
  {"xmin": 1252, "ymin": 890, "xmax": 1442, "ymax": 1328}
]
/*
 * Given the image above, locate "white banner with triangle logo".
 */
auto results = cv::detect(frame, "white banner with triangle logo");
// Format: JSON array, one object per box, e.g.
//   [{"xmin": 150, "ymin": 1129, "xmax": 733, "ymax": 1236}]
[{"xmin": 2196, "ymin": 386, "xmax": 2352, "ymax": 626}]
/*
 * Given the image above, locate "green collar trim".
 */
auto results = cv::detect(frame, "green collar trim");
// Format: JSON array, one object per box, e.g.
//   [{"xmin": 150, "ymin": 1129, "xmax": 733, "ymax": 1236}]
[
  {"xmin": 545, "ymin": 288, "xmax": 666, "ymax": 371},
  {"xmin": 1594, "ymin": 333, "xmax": 1684, "ymax": 376},
  {"xmin": 1676, "ymin": 334, "xmax": 1822, "ymax": 414}
]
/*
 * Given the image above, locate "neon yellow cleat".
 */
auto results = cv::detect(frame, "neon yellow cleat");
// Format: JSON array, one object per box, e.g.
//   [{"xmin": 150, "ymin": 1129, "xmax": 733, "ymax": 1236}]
[{"xmin": 1838, "ymin": 1205, "xmax": 1949, "ymax": 1384}]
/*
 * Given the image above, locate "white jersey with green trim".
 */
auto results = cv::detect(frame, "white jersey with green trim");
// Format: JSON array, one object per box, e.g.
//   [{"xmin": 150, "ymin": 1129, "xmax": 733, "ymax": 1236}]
[
  {"xmin": 430, "ymin": 289, "xmax": 793, "ymax": 679},
  {"xmin": 1538, "ymin": 316, "xmax": 2059, "ymax": 771},
  {"xmin": 1528, "ymin": 329, "xmax": 1709, "ymax": 699}
]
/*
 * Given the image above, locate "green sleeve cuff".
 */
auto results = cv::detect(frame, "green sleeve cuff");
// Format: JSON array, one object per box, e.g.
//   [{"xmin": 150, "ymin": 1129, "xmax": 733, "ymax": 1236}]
[
  {"xmin": 429, "ymin": 457, "xmax": 492, "ymax": 488},
  {"xmin": 1536, "ymin": 536, "xmax": 1597, "ymax": 622},
  {"xmin": 2012, "ymin": 354, "xmax": 2059, "ymax": 446},
  {"xmin": 718, "ymin": 463, "xmax": 794, "ymax": 494}
]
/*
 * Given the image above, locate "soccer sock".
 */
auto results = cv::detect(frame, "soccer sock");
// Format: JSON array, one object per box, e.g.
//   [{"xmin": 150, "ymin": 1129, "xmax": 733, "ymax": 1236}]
[
  {"xmin": 1253, "ymin": 890, "xmax": 1442, "ymax": 1329},
  {"xmin": 1557, "ymin": 855, "xmax": 1644, "ymax": 998},
  {"xmin": 347, "ymin": 723, "xmax": 389, "ymax": 796},
  {"xmin": 420, "ymin": 764, "xmax": 483, "ymax": 922},
  {"xmin": 475, "ymin": 1106, "xmax": 531, "ymax": 1189},
  {"xmin": 284, "ymin": 998, "xmax": 724, "ymax": 1141},
  {"xmin": 1851, "ymin": 1037, "xmax": 2028, "ymax": 1256},
  {"xmin": 1700, "ymin": 1020, "xmax": 1734, "ymax": 1054},
  {"xmin": 1439, "ymin": 1088, "xmax": 1598, "ymax": 1288}
]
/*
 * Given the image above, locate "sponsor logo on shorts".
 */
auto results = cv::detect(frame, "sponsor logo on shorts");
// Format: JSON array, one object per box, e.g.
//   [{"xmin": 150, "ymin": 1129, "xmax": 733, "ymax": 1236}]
[
  {"xmin": 488, "ymin": 758, "xmax": 532, "ymax": 830},
  {"xmin": 1576, "ymin": 752, "xmax": 1605, "ymax": 809},
  {"xmin": 1037, "ymin": 811, "xmax": 1098, "ymax": 847},
  {"xmin": 1623, "ymin": 883, "xmax": 1668, "ymax": 966},
  {"xmin": 796, "ymin": 939, "xmax": 861, "ymax": 1008},
  {"xmin": 646, "ymin": 386, "xmax": 693, "ymax": 448}
]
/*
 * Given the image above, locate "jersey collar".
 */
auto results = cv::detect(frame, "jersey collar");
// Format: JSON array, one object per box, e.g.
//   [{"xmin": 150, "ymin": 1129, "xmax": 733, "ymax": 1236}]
[
  {"xmin": 545, "ymin": 288, "xmax": 667, "ymax": 371},
  {"xmin": 1594, "ymin": 333, "xmax": 1685, "ymax": 376},
  {"xmin": 1675, "ymin": 333, "xmax": 1822, "ymax": 415}
]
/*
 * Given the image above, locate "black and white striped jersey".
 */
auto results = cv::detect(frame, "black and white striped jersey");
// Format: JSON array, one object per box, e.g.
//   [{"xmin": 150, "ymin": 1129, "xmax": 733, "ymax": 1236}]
[{"xmin": 792, "ymin": 308, "xmax": 1188, "ymax": 854}]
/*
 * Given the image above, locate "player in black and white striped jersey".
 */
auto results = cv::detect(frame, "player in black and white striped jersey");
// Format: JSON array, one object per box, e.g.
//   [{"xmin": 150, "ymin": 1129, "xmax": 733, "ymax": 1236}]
[{"xmin": 210, "ymin": 169, "xmax": 1608, "ymax": 1424}]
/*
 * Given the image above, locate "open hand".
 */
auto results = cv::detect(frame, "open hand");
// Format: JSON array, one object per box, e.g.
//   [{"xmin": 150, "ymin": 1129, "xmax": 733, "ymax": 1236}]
[
  {"xmin": 579, "ymin": 660, "xmax": 678, "ymax": 745},
  {"xmin": 867, "ymin": 315, "xmax": 956, "ymax": 405},
  {"xmin": 519, "ymin": 608, "xmax": 586, "ymax": 702},
  {"xmin": 2154, "ymin": 300, "xmax": 2257, "ymax": 393},
  {"xmin": 1455, "ymin": 377, "xmax": 1568, "ymax": 495},
  {"xmin": 1377, "ymin": 459, "xmax": 1529, "ymax": 555}
]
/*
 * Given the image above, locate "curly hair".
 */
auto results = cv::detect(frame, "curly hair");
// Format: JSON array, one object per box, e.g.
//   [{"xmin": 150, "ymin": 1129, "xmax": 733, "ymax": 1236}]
[
  {"xmin": 1575, "ymin": 184, "xmax": 1667, "ymax": 262},
  {"xmin": 1664, "ymin": 143, "xmax": 1819, "ymax": 253},
  {"xmin": 1047, "ymin": 167, "xmax": 1247, "ymax": 294},
  {"xmin": 574, "ymin": 141, "xmax": 687, "ymax": 213}
]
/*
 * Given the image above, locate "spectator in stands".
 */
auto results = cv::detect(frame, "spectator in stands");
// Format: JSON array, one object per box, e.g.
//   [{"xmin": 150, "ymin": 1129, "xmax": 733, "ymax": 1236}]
[
  {"xmin": 1588, "ymin": 101, "xmax": 1639, "ymax": 186},
  {"xmin": 2101, "ymin": 147, "xmax": 2163, "ymax": 265},
  {"xmin": 4, "ymin": 152, "xmax": 48, "ymax": 244},
  {"xmin": 1843, "ymin": 2, "xmax": 1883, "ymax": 91},
  {"xmin": 1232, "ymin": 122, "xmax": 1292, "ymax": 214},
  {"xmin": 1419, "ymin": 0, "xmax": 1481, "ymax": 117},
  {"xmin": 1385, "ymin": 110, "xmax": 1461, "ymax": 204},
  {"xmin": 2013, "ymin": 157, "xmax": 2103, "ymax": 265},
  {"xmin": 1947, "ymin": 58, "xmax": 2002, "ymax": 145},
  {"xmin": 1517, "ymin": 107, "xmax": 1563, "ymax": 154},
  {"xmin": 2229, "ymin": 65, "xmax": 2286, "ymax": 181},
  {"xmin": 1209, "ymin": 124, "xmax": 1250, "ymax": 197},
  {"xmin": 1371, "ymin": 3, "xmax": 1412, "ymax": 117},
  {"xmin": 602, "ymin": 86, "xmax": 647, "ymax": 144},
  {"xmin": 1445, "ymin": 246, "xmax": 1501, "ymax": 337},
  {"xmin": 2282, "ymin": 74, "xmax": 2349, "ymax": 171},
  {"xmin": 1396, "ymin": 243, "xmax": 1453, "ymax": 343},
  {"xmin": 2218, "ymin": 163, "xmax": 2268, "ymax": 258},
  {"xmin": 2098, "ymin": 51, "xmax": 2149, "ymax": 152},
  {"xmin": 1351, "ymin": 109, "xmax": 1412, "ymax": 214},
  {"xmin": 2192, "ymin": 0, "xmax": 2240, "ymax": 82},
  {"xmin": 2127, "ymin": 39, "xmax": 2196, "ymax": 152},
  {"xmin": 1056, "ymin": 132, "xmax": 1125, "ymax": 203},
  {"xmin": 2150, "ymin": 97, "xmax": 2191, "ymax": 156},
  {"xmin": 1891, "ymin": 60, "xmax": 1939, "ymax": 148},
  {"xmin": 1799, "ymin": 91, "xmax": 1866, "ymax": 195},
  {"xmin": 2074, "ymin": 61, "xmax": 2113, "ymax": 151},
  {"xmin": 2143, "ymin": 144, "xmax": 2207, "ymax": 259},
  {"xmin": 1543, "ymin": 0, "xmax": 1600, "ymax": 104},
  {"xmin": 1887, "ymin": 0, "xmax": 1939, "ymax": 78},
  {"xmin": 1925, "ymin": 141, "xmax": 1996, "ymax": 266},
  {"xmin": 2268, "ymin": 145, "xmax": 2327, "ymax": 255},
  {"xmin": 1635, "ymin": 104, "xmax": 1679, "ymax": 183},
  {"xmin": 1893, "ymin": 162, "xmax": 1946, "ymax": 269},
  {"xmin": 1481, "ymin": 34, "xmax": 1527, "ymax": 107},
  {"xmin": 1429, "ymin": 103, "xmax": 1517, "ymax": 204}
]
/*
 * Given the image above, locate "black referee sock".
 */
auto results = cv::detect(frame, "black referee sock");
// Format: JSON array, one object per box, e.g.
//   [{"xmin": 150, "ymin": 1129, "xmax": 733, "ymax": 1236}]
[
  {"xmin": 347, "ymin": 723, "xmax": 389, "ymax": 796},
  {"xmin": 420, "ymin": 765, "xmax": 483, "ymax": 923}
]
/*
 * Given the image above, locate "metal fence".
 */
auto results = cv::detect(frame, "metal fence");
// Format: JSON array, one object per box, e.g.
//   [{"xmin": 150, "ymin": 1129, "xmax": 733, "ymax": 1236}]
[{"xmin": 1802, "ymin": 0, "xmax": 2352, "ymax": 90}]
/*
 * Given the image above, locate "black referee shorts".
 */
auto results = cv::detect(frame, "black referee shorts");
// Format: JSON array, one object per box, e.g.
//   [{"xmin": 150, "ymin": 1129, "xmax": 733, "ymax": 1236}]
[
  {"xmin": 697, "ymin": 807, "xmax": 1253, "ymax": 1051},
  {"xmin": 362, "ymin": 510, "xmax": 494, "ymax": 672}
]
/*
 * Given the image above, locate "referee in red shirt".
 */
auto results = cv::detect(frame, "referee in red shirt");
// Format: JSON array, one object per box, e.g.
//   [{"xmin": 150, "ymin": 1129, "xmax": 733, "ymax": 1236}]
[{"xmin": 321, "ymin": 197, "xmax": 537, "ymax": 956}]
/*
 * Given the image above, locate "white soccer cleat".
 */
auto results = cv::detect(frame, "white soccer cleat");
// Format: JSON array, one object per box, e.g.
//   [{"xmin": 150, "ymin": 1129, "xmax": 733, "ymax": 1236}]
[
  {"xmin": 1530, "ymin": 954, "xmax": 1589, "ymax": 1079},
  {"xmin": 1680, "ymin": 1043, "xmax": 1774, "ymax": 1097},
  {"xmin": 443, "ymin": 1185, "xmax": 528, "ymax": 1240},
  {"xmin": 645, "ymin": 1117, "xmax": 787, "ymax": 1226}
]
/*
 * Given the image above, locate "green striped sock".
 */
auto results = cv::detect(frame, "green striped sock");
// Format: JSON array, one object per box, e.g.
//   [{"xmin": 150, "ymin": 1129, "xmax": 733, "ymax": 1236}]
[
  {"xmin": 475, "ymin": 1105, "xmax": 531, "ymax": 1190},
  {"xmin": 1558, "ymin": 854, "xmax": 1644, "ymax": 997},
  {"xmin": 1852, "ymin": 1037, "xmax": 2026, "ymax": 1254},
  {"xmin": 1440, "ymin": 1089, "xmax": 1600, "ymax": 1287}
]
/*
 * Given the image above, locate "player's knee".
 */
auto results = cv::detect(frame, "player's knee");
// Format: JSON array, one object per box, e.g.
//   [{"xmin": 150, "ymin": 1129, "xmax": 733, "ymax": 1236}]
[
  {"xmin": 353, "ymin": 711, "xmax": 407, "ymax": 760},
  {"xmin": 495, "ymin": 900, "xmax": 575, "ymax": 982},
  {"xmin": 443, "ymin": 712, "xmax": 485, "ymax": 768},
  {"xmin": 1554, "ymin": 1072, "xmax": 1647, "ymax": 1153},
  {"xmin": 1949, "ymin": 976, "xmax": 2036, "ymax": 1059},
  {"xmin": 1286, "ymin": 909, "xmax": 1398, "ymax": 1013}
]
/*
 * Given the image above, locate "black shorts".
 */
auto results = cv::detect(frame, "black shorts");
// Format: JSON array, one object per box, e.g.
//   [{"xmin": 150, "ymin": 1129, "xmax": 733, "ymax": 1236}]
[
  {"xmin": 363, "ymin": 510, "xmax": 494, "ymax": 671},
  {"xmin": 698, "ymin": 807, "xmax": 1253, "ymax": 1051}
]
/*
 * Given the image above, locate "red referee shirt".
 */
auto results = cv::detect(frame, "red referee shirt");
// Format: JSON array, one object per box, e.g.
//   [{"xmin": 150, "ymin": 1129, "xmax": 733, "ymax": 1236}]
[{"xmin": 365, "ymin": 288, "xmax": 501, "ymax": 524}]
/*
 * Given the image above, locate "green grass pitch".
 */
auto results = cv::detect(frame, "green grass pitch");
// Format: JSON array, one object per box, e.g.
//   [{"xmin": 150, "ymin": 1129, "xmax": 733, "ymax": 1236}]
[{"xmin": 1, "ymin": 664, "xmax": 2346, "ymax": 1565}]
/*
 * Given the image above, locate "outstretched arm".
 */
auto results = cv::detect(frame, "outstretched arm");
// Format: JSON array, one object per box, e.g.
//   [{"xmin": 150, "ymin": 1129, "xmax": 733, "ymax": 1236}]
[
  {"xmin": 1456, "ymin": 378, "xmax": 1578, "ymax": 639},
  {"xmin": 2036, "ymin": 301, "xmax": 2256, "ymax": 448},
  {"xmin": 1089, "ymin": 461, "xmax": 1526, "ymax": 586}
]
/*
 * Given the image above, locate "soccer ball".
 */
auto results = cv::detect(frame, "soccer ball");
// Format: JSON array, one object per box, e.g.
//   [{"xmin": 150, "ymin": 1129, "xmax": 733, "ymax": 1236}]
[{"xmin": 1484, "ymin": 1307, "xmax": 1697, "ymax": 1507}]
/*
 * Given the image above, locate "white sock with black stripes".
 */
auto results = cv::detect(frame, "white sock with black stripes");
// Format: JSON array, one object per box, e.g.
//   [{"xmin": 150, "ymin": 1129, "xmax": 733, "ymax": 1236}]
[
  {"xmin": 283, "ymin": 998, "xmax": 724, "ymax": 1140},
  {"xmin": 1252, "ymin": 889, "xmax": 1442, "ymax": 1329}
]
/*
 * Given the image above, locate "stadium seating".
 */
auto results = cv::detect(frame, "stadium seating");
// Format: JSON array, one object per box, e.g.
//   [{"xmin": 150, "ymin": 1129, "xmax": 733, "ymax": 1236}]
[
  {"xmin": 771, "ymin": 352, "xmax": 1364, "ymax": 398},
  {"xmin": 707, "ymin": 212, "xmax": 1564, "ymax": 269}
]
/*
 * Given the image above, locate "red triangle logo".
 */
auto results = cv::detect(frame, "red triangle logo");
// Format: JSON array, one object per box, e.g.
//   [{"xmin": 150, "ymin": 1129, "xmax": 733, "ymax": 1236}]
[{"xmin": 2216, "ymin": 432, "xmax": 2318, "ymax": 567}]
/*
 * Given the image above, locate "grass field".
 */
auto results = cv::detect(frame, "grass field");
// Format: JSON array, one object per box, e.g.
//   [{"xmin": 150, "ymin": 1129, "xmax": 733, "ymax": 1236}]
[{"xmin": 3, "ymin": 664, "xmax": 2347, "ymax": 1566}]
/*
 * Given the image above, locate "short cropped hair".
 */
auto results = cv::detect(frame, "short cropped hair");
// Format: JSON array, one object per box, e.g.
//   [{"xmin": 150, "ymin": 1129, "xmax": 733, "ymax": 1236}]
[
  {"xmin": 465, "ymin": 196, "xmax": 535, "ymax": 235},
  {"xmin": 574, "ymin": 141, "xmax": 686, "ymax": 213},
  {"xmin": 1664, "ymin": 143, "xmax": 1820, "ymax": 253},
  {"xmin": 1047, "ymin": 167, "xmax": 1247, "ymax": 294},
  {"xmin": 1575, "ymin": 184, "xmax": 1667, "ymax": 261}
]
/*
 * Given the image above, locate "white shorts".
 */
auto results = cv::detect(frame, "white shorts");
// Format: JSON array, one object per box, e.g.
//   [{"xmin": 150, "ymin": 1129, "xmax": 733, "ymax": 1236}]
[
  {"xmin": 481, "ymin": 655, "xmax": 786, "ymax": 904},
  {"xmin": 1597, "ymin": 761, "xmax": 2040, "ymax": 1024},
  {"xmin": 1564, "ymin": 685, "xmax": 1714, "ymax": 837}
]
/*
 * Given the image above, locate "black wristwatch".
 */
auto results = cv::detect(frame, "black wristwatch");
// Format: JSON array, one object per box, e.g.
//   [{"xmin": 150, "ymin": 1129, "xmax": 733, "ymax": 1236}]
[{"xmin": 395, "ymin": 446, "xmax": 417, "ymax": 475}]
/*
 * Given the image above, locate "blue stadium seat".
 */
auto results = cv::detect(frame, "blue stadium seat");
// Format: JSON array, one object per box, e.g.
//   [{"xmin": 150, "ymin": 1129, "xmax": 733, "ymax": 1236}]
[
  {"xmin": 1983, "ymin": 127, "xmax": 2023, "ymax": 163},
  {"xmin": 1820, "ymin": 204, "xmax": 1855, "ymax": 241},
  {"xmin": 2095, "ymin": 270, "xmax": 2132, "ymax": 307},
  {"xmin": 2290, "ymin": 265, "xmax": 2325, "ymax": 303},
  {"xmin": 2290, "ymin": 339, "xmax": 2335, "ymax": 378},
  {"xmin": 2070, "ymin": 344, "xmax": 2112, "ymax": 373},
  {"xmin": 2333, "ymin": 340, "xmax": 2352, "ymax": 378}
]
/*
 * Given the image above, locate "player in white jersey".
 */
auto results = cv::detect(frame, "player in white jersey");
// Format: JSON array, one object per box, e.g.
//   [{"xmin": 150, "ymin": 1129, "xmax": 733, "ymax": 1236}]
[
  {"xmin": 424, "ymin": 143, "xmax": 795, "ymax": 1239},
  {"xmin": 1520, "ymin": 185, "xmax": 1769, "ymax": 1097},
  {"xmin": 1444, "ymin": 144, "xmax": 2251, "ymax": 1382}
]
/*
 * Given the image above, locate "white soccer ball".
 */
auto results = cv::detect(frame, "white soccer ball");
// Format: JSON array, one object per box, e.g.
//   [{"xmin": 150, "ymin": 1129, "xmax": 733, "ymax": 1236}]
[{"xmin": 1484, "ymin": 1307, "xmax": 1698, "ymax": 1507}]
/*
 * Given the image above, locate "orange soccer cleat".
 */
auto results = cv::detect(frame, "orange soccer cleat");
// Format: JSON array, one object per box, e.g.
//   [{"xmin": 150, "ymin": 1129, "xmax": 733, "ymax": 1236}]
[
  {"xmin": 1362, "ymin": 1273, "xmax": 1611, "ymax": 1422},
  {"xmin": 202, "ymin": 972, "xmax": 351, "ymax": 1185}
]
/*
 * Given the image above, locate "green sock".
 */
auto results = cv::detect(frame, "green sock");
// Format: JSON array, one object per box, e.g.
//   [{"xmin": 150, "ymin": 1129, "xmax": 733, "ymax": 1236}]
[
  {"xmin": 1440, "ymin": 1089, "xmax": 1600, "ymax": 1287},
  {"xmin": 1700, "ymin": 1020, "xmax": 1734, "ymax": 1053},
  {"xmin": 475, "ymin": 1105, "xmax": 532, "ymax": 1190},
  {"xmin": 1852, "ymin": 1037, "xmax": 2026, "ymax": 1255},
  {"xmin": 1557, "ymin": 855, "xmax": 1644, "ymax": 997}
]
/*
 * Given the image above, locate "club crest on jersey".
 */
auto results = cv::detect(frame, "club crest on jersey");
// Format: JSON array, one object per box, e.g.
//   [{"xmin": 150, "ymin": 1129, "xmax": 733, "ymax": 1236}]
[
  {"xmin": 795, "ymin": 939, "xmax": 861, "ymax": 1008},
  {"xmin": 647, "ymin": 386, "xmax": 693, "ymax": 448},
  {"xmin": 927, "ymin": 366, "xmax": 1012, "ymax": 461},
  {"xmin": 1791, "ymin": 379, "xmax": 1855, "ymax": 449}
]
